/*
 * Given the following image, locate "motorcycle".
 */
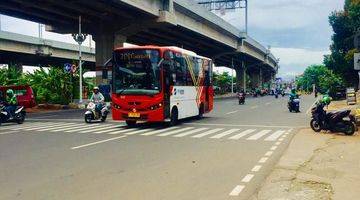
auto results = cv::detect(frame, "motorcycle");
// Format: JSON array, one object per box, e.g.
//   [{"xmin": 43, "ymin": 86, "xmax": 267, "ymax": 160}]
[
  {"xmin": 275, "ymin": 92, "xmax": 279, "ymax": 99},
  {"xmin": 310, "ymin": 103, "xmax": 357, "ymax": 135},
  {"xmin": 238, "ymin": 92, "xmax": 245, "ymax": 104},
  {"xmin": 288, "ymin": 98, "xmax": 300, "ymax": 112},
  {"xmin": 281, "ymin": 91, "xmax": 285, "ymax": 97},
  {"xmin": 84, "ymin": 102, "xmax": 109, "ymax": 123},
  {"xmin": 0, "ymin": 101, "xmax": 26, "ymax": 126}
]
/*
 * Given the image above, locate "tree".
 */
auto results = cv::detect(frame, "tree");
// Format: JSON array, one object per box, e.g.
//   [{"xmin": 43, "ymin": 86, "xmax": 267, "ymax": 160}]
[
  {"xmin": 325, "ymin": 0, "xmax": 360, "ymax": 87},
  {"xmin": 296, "ymin": 65, "xmax": 344, "ymax": 94},
  {"xmin": 213, "ymin": 71, "xmax": 233, "ymax": 94}
]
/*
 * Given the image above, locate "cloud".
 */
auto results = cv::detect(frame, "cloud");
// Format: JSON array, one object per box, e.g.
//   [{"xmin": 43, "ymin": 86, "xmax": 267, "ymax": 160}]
[{"xmin": 271, "ymin": 47, "xmax": 330, "ymax": 76}]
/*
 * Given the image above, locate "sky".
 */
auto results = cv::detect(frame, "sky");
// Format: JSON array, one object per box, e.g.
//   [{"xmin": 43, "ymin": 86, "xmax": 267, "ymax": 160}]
[{"xmin": 0, "ymin": 0, "xmax": 344, "ymax": 78}]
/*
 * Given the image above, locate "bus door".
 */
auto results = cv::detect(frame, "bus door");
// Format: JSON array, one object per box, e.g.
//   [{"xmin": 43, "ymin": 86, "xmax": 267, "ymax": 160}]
[
  {"xmin": 204, "ymin": 62, "xmax": 211, "ymax": 111},
  {"xmin": 162, "ymin": 51, "xmax": 174, "ymax": 119}
]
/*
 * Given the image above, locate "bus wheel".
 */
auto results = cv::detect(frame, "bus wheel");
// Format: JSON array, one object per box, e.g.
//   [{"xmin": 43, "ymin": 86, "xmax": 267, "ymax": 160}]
[
  {"xmin": 170, "ymin": 108, "xmax": 178, "ymax": 126},
  {"xmin": 126, "ymin": 120, "xmax": 137, "ymax": 127}
]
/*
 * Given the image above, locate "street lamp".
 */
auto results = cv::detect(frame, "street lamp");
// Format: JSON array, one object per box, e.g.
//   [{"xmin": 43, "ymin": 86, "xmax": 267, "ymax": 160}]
[{"xmin": 72, "ymin": 15, "xmax": 87, "ymax": 104}]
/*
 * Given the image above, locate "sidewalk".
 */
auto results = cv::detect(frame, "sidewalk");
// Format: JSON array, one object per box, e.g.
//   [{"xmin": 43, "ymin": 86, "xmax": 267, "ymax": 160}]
[{"xmin": 250, "ymin": 128, "xmax": 360, "ymax": 200}]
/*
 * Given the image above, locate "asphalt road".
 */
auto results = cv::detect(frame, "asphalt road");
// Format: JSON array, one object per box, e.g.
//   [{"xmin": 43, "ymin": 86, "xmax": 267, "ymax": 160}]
[{"xmin": 0, "ymin": 95, "xmax": 316, "ymax": 200}]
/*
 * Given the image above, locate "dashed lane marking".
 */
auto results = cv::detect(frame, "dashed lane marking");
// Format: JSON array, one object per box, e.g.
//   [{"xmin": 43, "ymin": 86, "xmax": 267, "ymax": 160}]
[
  {"xmin": 251, "ymin": 165, "xmax": 262, "ymax": 172},
  {"xmin": 241, "ymin": 174, "xmax": 254, "ymax": 183},
  {"xmin": 229, "ymin": 185, "xmax": 245, "ymax": 196}
]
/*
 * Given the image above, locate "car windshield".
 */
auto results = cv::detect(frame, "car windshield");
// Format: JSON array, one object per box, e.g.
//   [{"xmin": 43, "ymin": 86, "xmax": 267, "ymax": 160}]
[{"xmin": 113, "ymin": 49, "xmax": 161, "ymax": 95}]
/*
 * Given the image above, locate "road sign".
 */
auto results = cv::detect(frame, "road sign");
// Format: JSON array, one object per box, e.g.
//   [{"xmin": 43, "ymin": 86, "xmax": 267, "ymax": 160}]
[
  {"xmin": 64, "ymin": 63, "xmax": 71, "ymax": 73},
  {"xmin": 354, "ymin": 53, "xmax": 360, "ymax": 70}
]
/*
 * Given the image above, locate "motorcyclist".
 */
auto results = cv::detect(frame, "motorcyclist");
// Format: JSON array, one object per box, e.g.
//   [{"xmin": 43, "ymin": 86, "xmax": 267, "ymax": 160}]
[
  {"xmin": 5, "ymin": 89, "xmax": 17, "ymax": 119},
  {"xmin": 289, "ymin": 88, "xmax": 299, "ymax": 101},
  {"xmin": 314, "ymin": 96, "xmax": 331, "ymax": 123},
  {"xmin": 90, "ymin": 87, "xmax": 105, "ymax": 116}
]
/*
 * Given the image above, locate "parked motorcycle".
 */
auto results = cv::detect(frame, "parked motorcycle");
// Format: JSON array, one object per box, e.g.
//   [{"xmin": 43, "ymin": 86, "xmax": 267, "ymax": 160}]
[
  {"xmin": 310, "ymin": 103, "xmax": 356, "ymax": 135},
  {"xmin": 238, "ymin": 92, "xmax": 245, "ymax": 104},
  {"xmin": 0, "ymin": 101, "xmax": 26, "ymax": 126},
  {"xmin": 288, "ymin": 98, "xmax": 300, "ymax": 112},
  {"xmin": 84, "ymin": 102, "xmax": 109, "ymax": 123}
]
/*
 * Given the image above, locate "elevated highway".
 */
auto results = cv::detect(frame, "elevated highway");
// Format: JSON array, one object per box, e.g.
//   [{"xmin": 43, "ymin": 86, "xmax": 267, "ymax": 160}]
[{"xmin": 0, "ymin": 0, "xmax": 279, "ymax": 89}]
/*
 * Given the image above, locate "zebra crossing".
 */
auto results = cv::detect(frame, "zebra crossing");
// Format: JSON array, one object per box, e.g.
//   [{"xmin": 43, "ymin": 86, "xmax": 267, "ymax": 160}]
[{"xmin": 0, "ymin": 122, "xmax": 291, "ymax": 141}]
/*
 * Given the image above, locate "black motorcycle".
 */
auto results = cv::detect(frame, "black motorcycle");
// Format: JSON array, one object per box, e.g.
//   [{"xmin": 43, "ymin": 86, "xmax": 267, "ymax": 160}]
[
  {"xmin": 237, "ymin": 92, "xmax": 245, "ymax": 105},
  {"xmin": 275, "ymin": 92, "xmax": 279, "ymax": 99},
  {"xmin": 0, "ymin": 101, "xmax": 26, "ymax": 126},
  {"xmin": 288, "ymin": 98, "xmax": 300, "ymax": 112},
  {"xmin": 310, "ymin": 103, "xmax": 356, "ymax": 135}
]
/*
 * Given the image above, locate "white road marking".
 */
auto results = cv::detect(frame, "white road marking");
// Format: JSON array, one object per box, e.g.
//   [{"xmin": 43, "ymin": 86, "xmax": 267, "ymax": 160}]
[
  {"xmin": 141, "ymin": 127, "xmax": 179, "ymax": 136},
  {"xmin": 228, "ymin": 129, "xmax": 256, "ymax": 140},
  {"xmin": 225, "ymin": 110, "xmax": 238, "ymax": 115},
  {"xmin": 123, "ymin": 129, "xmax": 154, "ymax": 135},
  {"xmin": 25, "ymin": 123, "xmax": 77, "ymax": 131},
  {"xmin": 251, "ymin": 165, "xmax": 262, "ymax": 172},
  {"xmin": 30, "ymin": 114, "xmax": 59, "ymax": 119},
  {"xmin": 210, "ymin": 129, "xmax": 240, "ymax": 139},
  {"xmin": 265, "ymin": 151, "xmax": 273, "ymax": 156},
  {"xmin": 278, "ymin": 138, "xmax": 284, "ymax": 141},
  {"xmin": 71, "ymin": 135, "xmax": 127, "ymax": 150},
  {"xmin": 275, "ymin": 142, "xmax": 281, "ymax": 145},
  {"xmin": 250, "ymin": 105, "xmax": 259, "ymax": 109},
  {"xmin": 79, "ymin": 125, "xmax": 119, "ymax": 133},
  {"xmin": 173, "ymin": 127, "xmax": 208, "ymax": 137},
  {"xmin": 157, "ymin": 127, "xmax": 194, "ymax": 136},
  {"xmin": 270, "ymin": 146, "xmax": 278, "ymax": 150},
  {"xmin": 246, "ymin": 130, "xmax": 271, "ymax": 140},
  {"xmin": 264, "ymin": 130, "xmax": 285, "ymax": 141},
  {"xmin": 95, "ymin": 126, "xmax": 128, "ymax": 134},
  {"xmin": 0, "ymin": 130, "xmax": 18, "ymax": 135},
  {"xmin": 229, "ymin": 185, "xmax": 245, "ymax": 196},
  {"xmin": 9, "ymin": 122, "xmax": 64, "ymax": 130},
  {"xmin": 241, "ymin": 174, "xmax": 254, "ymax": 183},
  {"xmin": 185, "ymin": 122, "xmax": 299, "ymax": 129},
  {"xmin": 259, "ymin": 157, "xmax": 268, "ymax": 163},
  {"xmin": 192, "ymin": 128, "xmax": 223, "ymax": 138},
  {"xmin": 265, "ymin": 102, "xmax": 271, "ymax": 105},
  {"xmin": 62, "ymin": 124, "xmax": 99, "ymax": 132},
  {"xmin": 106, "ymin": 128, "xmax": 138, "ymax": 135}
]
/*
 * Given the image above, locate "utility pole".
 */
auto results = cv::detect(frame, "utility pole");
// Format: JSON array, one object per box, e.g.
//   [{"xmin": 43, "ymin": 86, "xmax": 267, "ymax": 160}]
[{"xmin": 72, "ymin": 16, "xmax": 87, "ymax": 104}]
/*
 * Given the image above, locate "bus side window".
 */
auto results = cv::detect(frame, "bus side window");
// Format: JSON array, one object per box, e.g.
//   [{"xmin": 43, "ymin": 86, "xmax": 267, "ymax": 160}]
[{"xmin": 173, "ymin": 56, "xmax": 186, "ymax": 86}]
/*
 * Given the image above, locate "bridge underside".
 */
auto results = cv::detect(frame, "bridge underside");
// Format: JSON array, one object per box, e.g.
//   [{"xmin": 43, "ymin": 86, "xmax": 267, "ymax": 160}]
[{"xmin": 0, "ymin": 0, "xmax": 277, "ymax": 89}]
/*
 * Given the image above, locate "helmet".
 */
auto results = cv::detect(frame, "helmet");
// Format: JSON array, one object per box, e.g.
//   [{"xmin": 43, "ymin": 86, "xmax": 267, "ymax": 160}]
[
  {"xmin": 6, "ymin": 89, "xmax": 14, "ymax": 96},
  {"xmin": 93, "ymin": 87, "xmax": 99, "ymax": 94},
  {"xmin": 322, "ymin": 96, "xmax": 331, "ymax": 105}
]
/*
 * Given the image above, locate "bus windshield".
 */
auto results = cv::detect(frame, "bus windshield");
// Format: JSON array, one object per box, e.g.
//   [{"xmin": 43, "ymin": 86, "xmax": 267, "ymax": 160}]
[{"xmin": 113, "ymin": 49, "xmax": 161, "ymax": 95}]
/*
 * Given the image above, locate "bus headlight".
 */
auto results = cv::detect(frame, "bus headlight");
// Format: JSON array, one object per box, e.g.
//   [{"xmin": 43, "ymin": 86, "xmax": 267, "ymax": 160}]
[
  {"xmin": 148, "ymin": 103, "xmax": 163, "ymax": 110},
  {"xmin": 113, "ymin": 104, "xmax": 121, "ymax": 109}
]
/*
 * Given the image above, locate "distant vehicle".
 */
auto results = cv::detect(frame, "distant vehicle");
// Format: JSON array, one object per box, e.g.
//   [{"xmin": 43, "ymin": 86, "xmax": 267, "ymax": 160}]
[
  {"xmin": 84, "ymin": 102, "xmax": 109, "ymax": 123},
  {"xmin": 0, "ymin": 85, "xmax": 36, "ymax": 108},
  {"xmin": 329, "ymin": 86, "xmax": 346, "ymax": 100},
  {"xmin": 0, "ymin": 100, "xmax": 26, "ymax": 126},
  {"xmin": 110, "ymin": 45, "xmax": 214, "ymax": 126}
]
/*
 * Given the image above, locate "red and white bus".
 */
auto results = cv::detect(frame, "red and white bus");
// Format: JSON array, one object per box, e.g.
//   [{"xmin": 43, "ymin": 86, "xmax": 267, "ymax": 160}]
[{"xmin": 111, "ymin": 45, "xmax": 214, "ymax": 126}]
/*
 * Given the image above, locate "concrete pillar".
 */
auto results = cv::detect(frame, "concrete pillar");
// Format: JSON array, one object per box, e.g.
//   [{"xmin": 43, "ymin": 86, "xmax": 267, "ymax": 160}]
[
  {"xmin": 93, "ymin": 31, "xmax": 126, "ymax": 85},
  {"xmin": 235, "ymin": 62, "xmax": 246, "ymax": 92},
  {"xmin": 259, "ymin": 67, "xmax": 263, "ymax": 88},
  {"xmin": 249, "ymin": 67, "xmax": 260, "ymax": 89}
]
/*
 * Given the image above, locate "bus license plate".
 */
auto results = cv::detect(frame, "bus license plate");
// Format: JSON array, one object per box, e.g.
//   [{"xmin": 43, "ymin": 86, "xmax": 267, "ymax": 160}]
[{"xmin": 128, "ymin": 112, "xmax": 140, "ymax": 118}]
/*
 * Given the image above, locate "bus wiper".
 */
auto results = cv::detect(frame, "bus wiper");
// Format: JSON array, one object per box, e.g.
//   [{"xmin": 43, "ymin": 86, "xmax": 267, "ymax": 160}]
[{"xmin": 116, "ymin": 88, "xmax": 127, "ymax": 95}]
